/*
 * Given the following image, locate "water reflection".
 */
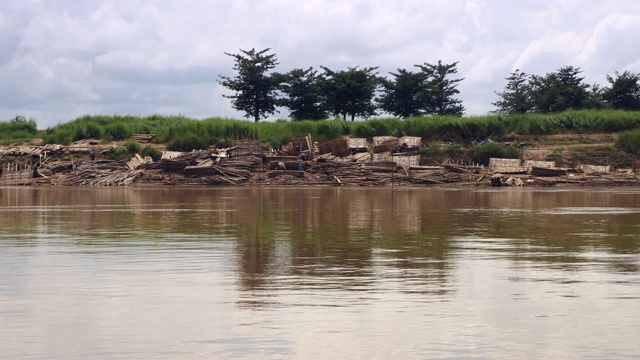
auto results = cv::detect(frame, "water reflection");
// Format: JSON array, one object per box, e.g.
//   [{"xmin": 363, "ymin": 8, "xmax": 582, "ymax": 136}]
[
  {"xmin": 2, "ymin": 186, "xmax": 638, "ymax": 287},
  {"xmin": 1, "ymin": 186, "xmax": 640, "ymax": 358}
]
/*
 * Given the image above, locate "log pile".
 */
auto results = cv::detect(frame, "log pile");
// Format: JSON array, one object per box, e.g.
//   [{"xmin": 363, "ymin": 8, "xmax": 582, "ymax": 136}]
[
  {"xmin": 160, "ymin": 151, "xmax": 207, "ymax": 172},
  {"xmin": 180, "ymin": 152, "xmax": 262, "ymax": 184},
  {"xmin": 58, "ymin": 161, "xmax": 143, "ymax": 186},
  {"xmin": 307, "ymin": 160, "xmax": 400, "ymax": 185}
]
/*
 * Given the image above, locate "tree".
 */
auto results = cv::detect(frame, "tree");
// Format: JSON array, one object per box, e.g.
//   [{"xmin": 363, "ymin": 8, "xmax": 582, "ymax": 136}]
[
  {"xmin": 319, "ymin": 66, "xmax": 379, "ymax": 121},
  {"xmin": 416, "ymin": 60, "xmax": 465, "ymax": 116},
  {"xmin": 377, "ymin": 69, "xmax": 427, "ymax": 118},
  {"xmin": 492, "ymin": 69, "xmax": 532, "ymax": 114},
  {"xmin": 280, "ymin": 67, "xmax": 327, "ymax": 121},
  {"xmin": 602, "ymin": 70, "xmax": 640, "ymax": 110},
  {"xmin": 583, "ymin": 83, "xmax": 608, "ymax": 110},
  {"xmin": 529, "ymin": 66, "xmax": 589, "ymax": 113},
  {"xmin": 218, "ymin": 48, "xmax": 280, "ymax": 122}
]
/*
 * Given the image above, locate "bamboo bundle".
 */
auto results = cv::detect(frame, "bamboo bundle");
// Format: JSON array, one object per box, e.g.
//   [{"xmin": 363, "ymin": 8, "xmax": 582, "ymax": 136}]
[
  {"xmin": 530, "ymin": 166, "xmax": 568, "ymax": 177},
  {"xmin": 92, "ymin": 170, "xmax": 144, "ymax": 186},
  {"xmin": 130, "ymin": 134, "xmax": 154, "ymax": 143},
  {"xmin": 126, "ymin": 154, "xmax": 153, "ymax": 170},
  {"xmin": 577, "ymin": 164, "xmax": 611, "ymax": 173},
  {"xmin": 68, "ymin": 139, "xmax": 100, "ymax": 153},
  {"xmin": 317, "ymin": 137, "xmax": 350, "ymax": 157},
  {"xmin": 372, "ymin": 136, "xmax": 397, "ymax": 147},
  {"xmin": 161, "ymin": 159, "xmax": 187, "ymax": 172},
  {"xmin": 184, "ymin": 166, "xmax": 217, "ymax": 176},
  {"xmin": 231, "ymin": 140, "xmax": 263, "ymax": 155},
  {"xmin": 373, "ymin": 138, "xmax": 398, "ymax": 153},
  {"xmin": 5, "ymin": 146, "xmax": 43, "ymax": 156},
  {"xmin": 364, "ymin": 161, "xmax": 398, "ymax": 173},
  {"xmin": 347, "ymin": 138, "xmax": 369, "ymax": 151},
  {"xmin": 100, "ymin": 144, "xmax": 121, "ymax": 153},
  {"xmin": 161, "ymin": 151, "xmax": 185, "ymax": 160},
  {"xmin": 59, "ymin": 161, "xmax": 143, "ymax": 186},
  {"xmin": 409, "ymin": 169, "xmax": 469, "ymax": 184},
  {"xmin": 42, "ymin": 144, "xmax": 66, "ymax": 153},
  {"xmin": 290, "ymin": 137, "xmax": 310, "ymax": 152},
  {"xmin": 523, "ymin": 160, "xmax": 556, "ymax": 170},
  {"xmin": 442, "ymin": 163, "xmax": 483, "ymax": 174},
  {"xmin": 221, "ymin": 160, "xmax": 257, "ymax": 170},
  {"xmin": 391, "ymin": 155, "xmax": 420, "ymax": 167}
]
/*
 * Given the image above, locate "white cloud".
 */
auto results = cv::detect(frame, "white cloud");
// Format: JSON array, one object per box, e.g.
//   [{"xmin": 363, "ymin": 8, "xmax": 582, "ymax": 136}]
[{"xmin": 1, "ymin": 0, "xmax": 640, "ymax": 127}]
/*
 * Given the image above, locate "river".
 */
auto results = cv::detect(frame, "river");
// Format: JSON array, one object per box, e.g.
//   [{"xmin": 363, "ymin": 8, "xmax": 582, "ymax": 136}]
[{"xmin": 1, "ymin": 186, "xmax": 639, "ymax": 359}]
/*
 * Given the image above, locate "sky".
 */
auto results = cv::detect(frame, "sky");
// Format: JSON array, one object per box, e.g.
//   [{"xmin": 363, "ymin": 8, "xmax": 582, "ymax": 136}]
[{"xmin": 2, "ymin": 0, "xmax": 640, "ymax": 129}]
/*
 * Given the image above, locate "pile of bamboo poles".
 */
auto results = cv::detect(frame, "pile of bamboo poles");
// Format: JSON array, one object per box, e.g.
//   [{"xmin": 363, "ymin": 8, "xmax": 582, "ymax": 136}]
[{"xmin": 58, "ymin": 161, "xmax": 144, "ymax": 186}]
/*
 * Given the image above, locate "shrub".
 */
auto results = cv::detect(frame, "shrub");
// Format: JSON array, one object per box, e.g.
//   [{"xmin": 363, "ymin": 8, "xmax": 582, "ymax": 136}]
[
  {"xmin": 418, "ymin": 142, "xmax": 465, "ymax": 164},
  {"xmin": 468, "ymin": 142, "xmax": 523, "ymax": 165},
  {"xmin": 104, "ymin": 146, "xmax": 130, "ymax": 161},
  {"xmin": 140, "ymin": 145, "xmax": 162, "ymax": 161},
  {"xmin": 615, "ymin": 129, "xmax": 640, "ymax": 156},
  {"xmin": 125, "ymin": 140, "xmax": 141, "ymax": 154},
  {"xmin": 104, "ymin": 122, "xmax": 129, "ymax": 141},
  {"xmin": 168, "ymin": 133, "xmax": 209, "ymax": 151}
]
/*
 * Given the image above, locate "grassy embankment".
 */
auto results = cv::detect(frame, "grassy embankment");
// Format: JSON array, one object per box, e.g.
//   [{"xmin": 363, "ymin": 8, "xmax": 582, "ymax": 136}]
[{"xmin": 2, "ymin": 110, "xmax": 640, "ymax": 166}]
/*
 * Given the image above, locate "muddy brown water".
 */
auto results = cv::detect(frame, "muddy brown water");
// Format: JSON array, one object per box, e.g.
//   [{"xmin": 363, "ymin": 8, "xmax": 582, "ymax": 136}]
[{"xmin": 1, "ymin": 186, "xmax": 639, "ymax": 359}]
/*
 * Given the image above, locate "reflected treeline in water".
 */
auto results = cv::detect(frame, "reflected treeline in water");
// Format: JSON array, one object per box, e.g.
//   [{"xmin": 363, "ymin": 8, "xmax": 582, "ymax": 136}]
[
  {"xmin": 228, "ymin": 188, "xmax": 457, "ymax": 299},
  {"xmin": 1, "ymin": 186, "xmax": 639, "ymax": 293}
]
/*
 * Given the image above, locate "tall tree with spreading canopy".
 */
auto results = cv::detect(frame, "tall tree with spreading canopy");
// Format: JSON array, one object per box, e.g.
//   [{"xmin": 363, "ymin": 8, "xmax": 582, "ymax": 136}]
[
  {"xmin": 416, "ymin": 60, "xmax": 465, "ymax": 116},
  {"xmin": 377, "ymin": 69, "xmax": 426, "ymax": 118},
  {"xmin": 602, "ymin": 70, "xmax": 640, "ymax": 110},
  {"xmin": 280, "ymin": 67, "xmax": 327, "ymax": 121},
  {"xmin": 320, "ymin": 66, "xmax": 379, "ymax": 121},
  {"xmin": 528, "ymin": 66, "xmax": 589, "ymax": 113},
  {"xmin": 492, "ymin": 69, "xmax": 533, "ymax": 114},
  {"xmin": 218, "ymin": 48, "xmax": 280, "ymax": 122}
]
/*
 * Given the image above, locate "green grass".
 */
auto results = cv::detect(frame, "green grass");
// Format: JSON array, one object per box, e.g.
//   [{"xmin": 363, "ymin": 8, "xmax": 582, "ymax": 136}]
[
  {"xmin": 616, "ymin": 128, "xmax": 640, "ymax": 157},
  {"xmin": 2, "ymin": 110, "xmax": 640, "ymax": 152},
  {"xmin": 0, "ymin": 117, "xmax": 39, "ymax": 144}
]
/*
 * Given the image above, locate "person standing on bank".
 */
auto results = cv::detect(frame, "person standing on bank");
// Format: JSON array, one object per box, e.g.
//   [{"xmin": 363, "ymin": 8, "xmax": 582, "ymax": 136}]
[{"xmin": 298, "ymin": 156, "xmax": 304, "ymax": 171}]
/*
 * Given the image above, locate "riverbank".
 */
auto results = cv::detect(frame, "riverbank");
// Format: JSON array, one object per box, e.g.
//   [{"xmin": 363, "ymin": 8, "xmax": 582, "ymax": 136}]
[
  {"xmin": 1, "ymin": 148, "xmax": 638, "ymax": 188},
  {"xmin": 1, "ymin": 133, "xmax": 638, "ymax": 187}
]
